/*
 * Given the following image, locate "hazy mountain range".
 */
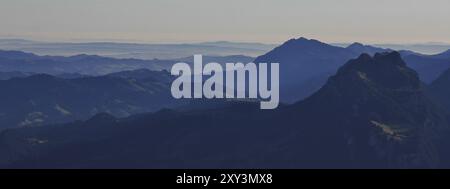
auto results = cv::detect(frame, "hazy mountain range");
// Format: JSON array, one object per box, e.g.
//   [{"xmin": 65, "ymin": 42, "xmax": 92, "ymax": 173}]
[
  {"xmin": 333, "ymin": 42, "xmax": 450, "ymax": 55},
  {"xmin": 1, "ymin": 38, "xmax": 449, "ymax": 60},
  {"xmin": 1, "ymin": 37, "xmax": 450, "ymax": 168},
  {"xmin": 0, "ymin": 49, "xmax": 254, "ymax": 76},
  {"xmin": 0, "ymin": 39, "xmax": 273, "ymax": 60},
  {"xmin": 2, "ymin": 52, "xmax": 450, "ymax": 168},
  {"xmin": 1, "ymin": 37, "xmax": 450, "ymax": 126},
  {"xmin": 0, "ymin": 69, "xmax": 183, "ymax": 128}
]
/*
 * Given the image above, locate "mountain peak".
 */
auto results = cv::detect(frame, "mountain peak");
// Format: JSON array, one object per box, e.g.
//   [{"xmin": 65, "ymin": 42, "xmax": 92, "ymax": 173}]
[
  {"xmin": 253, "ymin": 37, "xmax": 357, "ymax": 102},
  {"xmin": 343, "ymin": 51, "xmax": 404, "ymax": 68},
  {"xmin": 282, "ymin": 37, "xmax": 328, "ymax": 47},
  {"xmin": 374, "ymin": 51, "xmax": 404, "ymax": 64},
  {"xmin": 335, "ymin": 51, "xmax": 419, "ymax": 90}
]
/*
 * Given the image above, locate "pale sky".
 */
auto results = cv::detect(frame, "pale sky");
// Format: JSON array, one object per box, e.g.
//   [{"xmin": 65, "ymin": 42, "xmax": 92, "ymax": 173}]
[{"xmin": 1, "ymin": 0, "xmax": 449, "ymax": 44}]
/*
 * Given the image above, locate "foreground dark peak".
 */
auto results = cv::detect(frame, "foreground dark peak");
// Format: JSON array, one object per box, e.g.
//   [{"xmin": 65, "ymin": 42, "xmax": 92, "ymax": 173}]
[
  {"xmin": 429, "ymin": 66, "xmax": 450, "ymax": 111},
  {"xmin": 290, "ymin": 51, "xmax": 450, "ymax": 168},
  {"xmin": 342, "ymin": 51, "xmax": 406, "ymax": 68},
  {"xmin": 336, "ymin": 52, "xmax": 420, "ymax": 90},
  {"xmin": 300, "ymin": 52, "xmax": 426, "ymax": 113},
  {"xmin": 297, "ymin": 52, "xmax": 428, "ymax": 116}
]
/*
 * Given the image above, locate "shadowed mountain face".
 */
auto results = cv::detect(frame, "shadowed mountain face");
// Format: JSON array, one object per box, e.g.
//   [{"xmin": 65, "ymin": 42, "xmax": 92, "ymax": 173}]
[
  {"xmin": 403, "ymin": 52, "xmax": 450, "ymax": 83},
  {"xmin": 0, "ymin": 69, "xmax": 180, "ymax": 128},
  {"xmin": 2, "ymin": 52, "xmax": 449, "ymax": 168},
  {"xmin": 429, "ymin": 67, "xmax": 450, "ymax": 111},
  {"xmin": 288, "ymin": 52, "xmax": 450, "ymax": 168}
]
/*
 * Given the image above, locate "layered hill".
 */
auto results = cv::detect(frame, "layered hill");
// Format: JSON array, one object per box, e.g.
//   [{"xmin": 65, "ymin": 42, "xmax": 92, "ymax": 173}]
[{"xmin": 0, "ymin": 69, "xmax": 179, "ymax": 128}]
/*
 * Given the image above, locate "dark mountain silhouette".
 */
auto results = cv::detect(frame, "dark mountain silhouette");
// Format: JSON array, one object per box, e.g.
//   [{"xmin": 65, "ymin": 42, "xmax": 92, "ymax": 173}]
[
  {"xmin": 0, "ymin": 69, "xmax": 180, "ymax": 128},
  {"xmin": 1, "ymin": 52, "xmax": 449, "ymax": 168},
  {"xmin": 429, "ymin": 67, "xmax": 450, "ymax": 111},
  {"xmin": 286, "ymin": 52, "xmax": 450, "ymax": 168}
]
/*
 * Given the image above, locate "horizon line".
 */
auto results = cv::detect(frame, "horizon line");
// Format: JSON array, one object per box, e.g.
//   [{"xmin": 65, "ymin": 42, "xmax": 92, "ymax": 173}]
[{"xmin": 1, "ymin": 37, "xmax": 450, "ymax": 46}]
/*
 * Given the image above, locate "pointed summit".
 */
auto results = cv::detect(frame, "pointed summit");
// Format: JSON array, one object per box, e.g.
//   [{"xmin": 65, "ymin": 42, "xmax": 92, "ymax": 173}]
[
  {"xmin": 279, "ymin": 37, "xmax": 334, "ymax": 50},
  {"xmin": 254, "ymin": 37, "xmax": 357, "ymax": 102},
  {"xmin": 335, "ymin": 51, "xmax": 418, "ymax": 90}
]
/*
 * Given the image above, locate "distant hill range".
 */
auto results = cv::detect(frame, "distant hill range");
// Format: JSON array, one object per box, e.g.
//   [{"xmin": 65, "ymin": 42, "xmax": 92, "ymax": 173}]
[
  {"xmin": 2, "ymin": 39, "xmax": 448, "ymax": 59},
  {"xmin": 1, "ymin": 38, "xmax": 450, "ymax": 104},
  {"xmin": 0, "ymin": 49, "xmax": 254, "ymax": 75},
  {"xmin": 0, "ymin": 69, "xmax": 182, "ymax": 128},
  {"xmin": 429, "ymin": 66, "xmax": 450, "ymax": 112},
  {"xmin": 333, "ymin": 42, "xmax": 450, "ymax": 55},
  {"xmin": 0, "ymin": 39, "xmax": 274, "ymax": 59},
  {"xmin": 1, "ymin": 37, "xmax": 450, "ymax": 168}
]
